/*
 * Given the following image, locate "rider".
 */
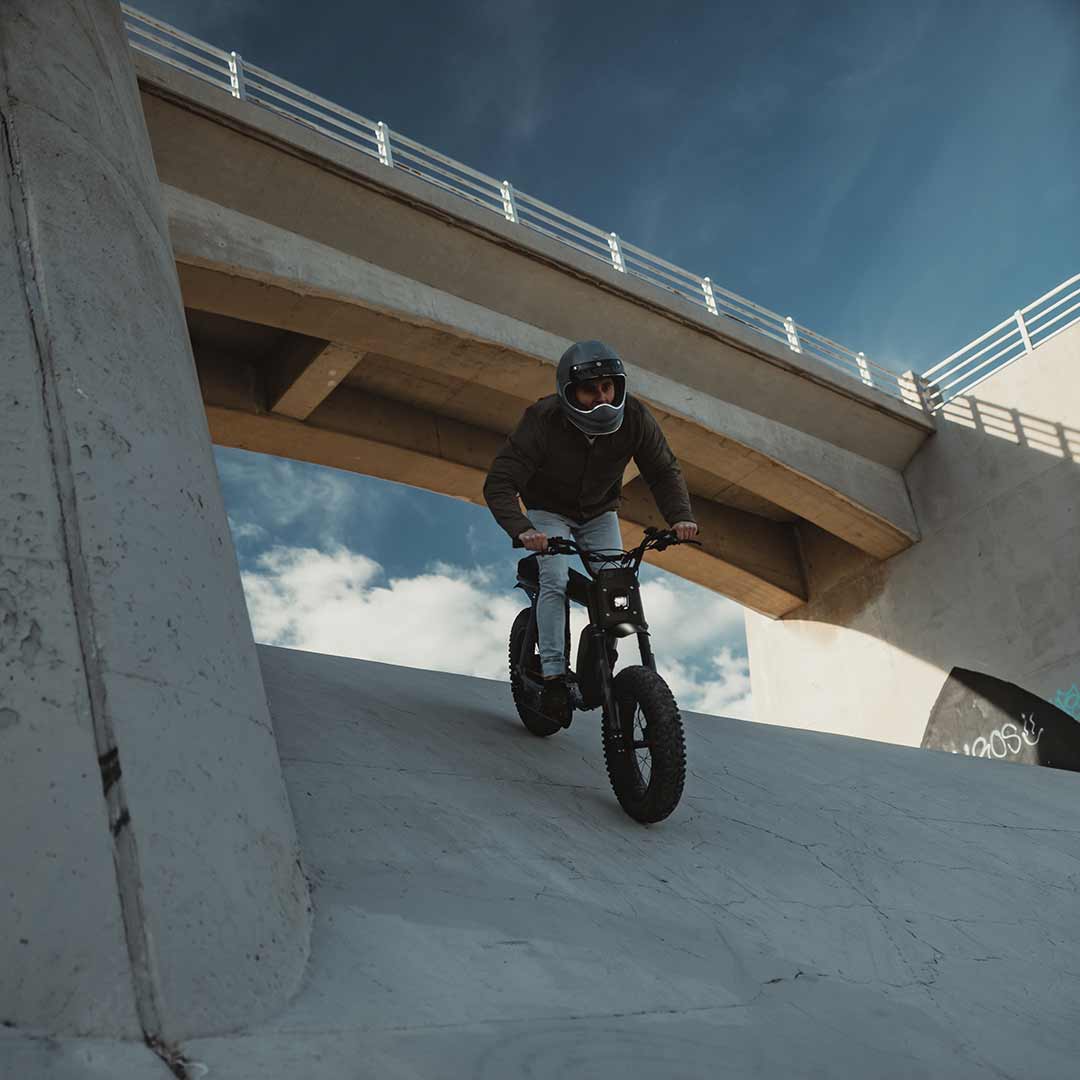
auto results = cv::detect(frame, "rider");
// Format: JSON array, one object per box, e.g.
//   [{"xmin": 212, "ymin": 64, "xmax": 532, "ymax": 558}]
[{"xmin": 483, "ymin": 340, "xmax": 698, "ymax": 725}]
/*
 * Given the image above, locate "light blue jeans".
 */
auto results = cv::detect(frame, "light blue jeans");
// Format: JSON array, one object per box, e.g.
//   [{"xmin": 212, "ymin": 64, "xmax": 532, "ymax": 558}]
[{"xmin": 528, "ymin": 509, "xmax": 623, "ymax": 677}]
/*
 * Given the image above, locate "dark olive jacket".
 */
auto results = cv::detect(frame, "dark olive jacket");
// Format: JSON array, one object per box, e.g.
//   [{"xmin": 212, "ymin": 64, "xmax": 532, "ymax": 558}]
[{"xmin": 483, "ymin": 394, "xmax": 695, "ymax": 540}]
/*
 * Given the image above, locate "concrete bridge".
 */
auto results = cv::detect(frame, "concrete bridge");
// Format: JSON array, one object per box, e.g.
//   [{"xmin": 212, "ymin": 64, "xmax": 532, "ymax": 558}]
[
  {"xmin": 133, "ymin": 43, "xmax": 933, "ymax": 619},
  {"xmin": 3, "ymin": 1, "xmax": 1077, "ymax": 1068}
]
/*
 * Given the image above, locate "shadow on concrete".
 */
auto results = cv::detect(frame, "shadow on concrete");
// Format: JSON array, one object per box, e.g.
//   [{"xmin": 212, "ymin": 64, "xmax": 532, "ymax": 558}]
[{"xmin": 941, "ymin": 395, "xmax": 1080, "ymax": 462}]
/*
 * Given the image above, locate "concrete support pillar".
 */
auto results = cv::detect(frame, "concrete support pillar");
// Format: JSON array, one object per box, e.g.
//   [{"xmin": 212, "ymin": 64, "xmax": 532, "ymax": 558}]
[{"xmin": 0, "ymin": 0, "xmax": 310, "ymax": 1043}]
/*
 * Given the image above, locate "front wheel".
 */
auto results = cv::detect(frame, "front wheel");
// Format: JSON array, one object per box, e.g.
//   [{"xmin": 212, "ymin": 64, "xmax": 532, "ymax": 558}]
[{"xmin": 603, "ymin": 666, "xmax": 686, "ymax": 823}]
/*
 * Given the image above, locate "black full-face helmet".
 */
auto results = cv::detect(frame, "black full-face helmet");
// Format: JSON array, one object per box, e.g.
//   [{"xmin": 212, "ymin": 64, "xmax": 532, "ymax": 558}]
[{"xmin": 556, "ymin": 340, "xmax": 627, "ymax": 436}]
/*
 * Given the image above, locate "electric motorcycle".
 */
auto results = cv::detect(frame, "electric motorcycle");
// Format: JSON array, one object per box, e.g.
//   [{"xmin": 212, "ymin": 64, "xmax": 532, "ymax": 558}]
[{"xmin": 508, "ymin": 527, "xmax": 698, "ymax": 824}]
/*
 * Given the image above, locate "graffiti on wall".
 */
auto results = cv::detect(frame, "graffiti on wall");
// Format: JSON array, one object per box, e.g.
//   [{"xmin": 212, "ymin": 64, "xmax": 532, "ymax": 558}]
[
  {"xmin": 959, "ymin": 714, "xmax": 1041, "ymax": 760},
  {"xmin": 921, "ymin": 668, "xmax": 1080, "ymax": 772},
  {"xmin": 1053, "ymin": 684, "xmax": 1080, "ymax": 721}
]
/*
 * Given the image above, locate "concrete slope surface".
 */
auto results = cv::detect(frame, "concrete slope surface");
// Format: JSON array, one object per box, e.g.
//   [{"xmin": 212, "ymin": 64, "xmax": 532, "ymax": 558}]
[
  {"xmin": 177, "ymin": 645, "xmax": 1080, "ymax": 1080},
  {"xmin": 5, "ymin": 643, "xmax": 1077, "ymax": 1078}
]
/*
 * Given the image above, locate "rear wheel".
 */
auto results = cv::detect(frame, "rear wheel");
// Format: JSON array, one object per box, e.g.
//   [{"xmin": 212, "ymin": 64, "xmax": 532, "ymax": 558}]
[
  {"xmin": 509, "ymin": 607, "xmax": 561, "ymax": 737},
  {"xmin": 603, "ymin": 665, "xmax": 686, "ymax": 823}
]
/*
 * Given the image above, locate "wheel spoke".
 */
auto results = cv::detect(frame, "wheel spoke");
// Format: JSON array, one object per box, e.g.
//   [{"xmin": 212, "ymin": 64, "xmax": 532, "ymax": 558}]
[
  {"xmin": 635, "ymin": 749, "xmax": 652, "ymax": 784},
  {"xmin": 615, "ymin": 693, "xmax": 654, "ymax": 788}
]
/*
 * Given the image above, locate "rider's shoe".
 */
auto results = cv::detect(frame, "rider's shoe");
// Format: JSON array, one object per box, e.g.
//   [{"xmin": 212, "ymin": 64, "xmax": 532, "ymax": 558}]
[{"xmin": 541, "ymin": 675, "xmax": 573, "ymax": 729}]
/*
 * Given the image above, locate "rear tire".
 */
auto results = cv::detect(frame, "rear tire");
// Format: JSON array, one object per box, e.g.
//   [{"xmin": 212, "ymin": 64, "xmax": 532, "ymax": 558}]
[
  {"xmin": 509, "ymin": 607, "xmax": 561, "ymax": 737},
  {"xmin": 603, "ymin": 665, "xmax": 686, "ymax": 823}
]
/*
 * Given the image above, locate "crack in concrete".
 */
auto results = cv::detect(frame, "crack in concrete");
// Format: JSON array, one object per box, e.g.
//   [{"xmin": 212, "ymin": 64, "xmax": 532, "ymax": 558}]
[
  {"xmin": 145, "ymin": 1033, "xmax": 202, "ymax": 1079},
  {"xmin": 855, "ymin": 789, "xmax": 1080, "ymax": 836},
  {"xmin": 252, "ymin": 998, "xmax": 764, "ymax": 1039}
]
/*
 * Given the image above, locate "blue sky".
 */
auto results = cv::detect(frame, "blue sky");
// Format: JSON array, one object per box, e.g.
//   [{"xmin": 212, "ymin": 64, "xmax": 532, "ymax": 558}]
[{"xmin": 134, "ymin": 0, "xmax": 1078, "ymax": 716}]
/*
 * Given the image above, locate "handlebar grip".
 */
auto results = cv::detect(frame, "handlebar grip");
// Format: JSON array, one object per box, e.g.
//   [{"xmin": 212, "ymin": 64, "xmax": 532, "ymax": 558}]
[{"xmin": 545, "ymin": 538, "xmax": 577, "ymax": 555}]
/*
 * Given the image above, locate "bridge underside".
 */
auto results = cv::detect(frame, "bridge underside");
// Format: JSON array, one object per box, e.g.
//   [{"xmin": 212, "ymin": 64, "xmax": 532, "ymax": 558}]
[
  {"xmin": 190, "ymin": 305, "xmax": 809, "ymax": 615},
  {"xmin": 175, "ymin": 199, "xmax": 926, "ymax": 618}
]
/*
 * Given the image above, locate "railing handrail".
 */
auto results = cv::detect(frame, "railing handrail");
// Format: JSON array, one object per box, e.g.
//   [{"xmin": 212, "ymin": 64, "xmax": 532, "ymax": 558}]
[
  {"xmin": 920, "ymin": 272, "xmax": 1080, "ymax": 410},
  {"xmin": 120, "ymin": 3, "xmax": 919, "ymax": 410},
  {"xmin": 124, "ymin": 5, "xmax": 231, "ymax": 61}
]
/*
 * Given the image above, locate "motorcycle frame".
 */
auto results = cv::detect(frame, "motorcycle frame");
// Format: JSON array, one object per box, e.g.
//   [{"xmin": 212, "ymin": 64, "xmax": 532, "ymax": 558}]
[{"xmin": 514, "ymin": 560, "xmax": 657, "ymax": 717}]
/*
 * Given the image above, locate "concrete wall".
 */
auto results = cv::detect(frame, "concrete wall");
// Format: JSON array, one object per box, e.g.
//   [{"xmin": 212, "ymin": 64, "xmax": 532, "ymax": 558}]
[
  {"xmin": 747, "ymin": 321, "xmax": 1080, "ymax": 746},
  {"xmin": 0, "ymin": 0, "xmax": 309, "ymax": 1043}
]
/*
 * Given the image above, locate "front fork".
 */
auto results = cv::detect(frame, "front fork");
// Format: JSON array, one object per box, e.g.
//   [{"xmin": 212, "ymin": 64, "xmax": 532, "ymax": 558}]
[
  {"xmin": 637, "ymin": 630, "xmax": 656, "ymax": 673},
  {"xmin": 601, "ymin": 630, "xmax": 655, "ymax": 740},
  {"xmin": 598, "ymin": 638, "xmax": 619, "ymax": 736}
]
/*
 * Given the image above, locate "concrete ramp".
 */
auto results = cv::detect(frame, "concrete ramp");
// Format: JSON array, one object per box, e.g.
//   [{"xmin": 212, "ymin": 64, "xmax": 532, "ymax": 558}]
[
  {"xmin": 7, "ymin": 644, "xmax": 1079, "ymax": 1078},
  {"xmin": 187, "ymin": 645, "xmax": 1080, "ymax": 1079}
]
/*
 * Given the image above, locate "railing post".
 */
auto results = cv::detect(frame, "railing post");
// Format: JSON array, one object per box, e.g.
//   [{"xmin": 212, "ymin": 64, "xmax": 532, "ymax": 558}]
[
  {"xmin": 500, "ymin": 180, "xmax": 519, "ymax": 224},
  {"xmin": 376, "ymin": 121, "xmax": 394, "ymax": 167},
  {"xmin": 228, "ymin": 51, "xmax": 246, "ymax": 100},
  {"xmin": 784, "ymin": 316, "xmax": 801, "ymax": 353},
  {"xmin": 608, "ymin": 232, "xmax": 626, "ymax": 273},
  {"xmin": 899, "ymin": 370, "xmax": 933, "ymax": 412},
  {"xmin": 856, "ymin": 351, "xmax": 873, "ymax": 387},
  {"xmin": 1015, "ymin": 310, "xmax": 1034, "ymax": 355},
  {"xmin": 702, "ymin": 276, "xmax": 719, "ymax": 316}
]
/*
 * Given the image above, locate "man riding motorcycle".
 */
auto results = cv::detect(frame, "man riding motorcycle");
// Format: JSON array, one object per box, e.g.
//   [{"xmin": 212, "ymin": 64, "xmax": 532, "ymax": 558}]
[{"xmin": 483, "ymin": 340, "xmax": 697, "ymax": 726}]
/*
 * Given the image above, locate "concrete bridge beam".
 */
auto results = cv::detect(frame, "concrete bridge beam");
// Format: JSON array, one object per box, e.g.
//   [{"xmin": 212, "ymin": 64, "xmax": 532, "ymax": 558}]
[
  {"xmin": 0, "ymin": 0, "xmax": 309, "ymax": 1042},
  {"xmin": 138, "ymin": 56, "xmax": 933, "ymax": 471},
  {"xmin": 168, "ymin": 187, "xmax": 919, "ymax": 564},
  {"xmin": 266, "ymin": 337, "xmax": 365, "ymax": 420},
  {"xmin": 197, "ymin": 354, "xmax": 808, "ymax": 615},
  {"xmin": 618, "ymin": 479, "xmax": 806, "ymax": 613}
]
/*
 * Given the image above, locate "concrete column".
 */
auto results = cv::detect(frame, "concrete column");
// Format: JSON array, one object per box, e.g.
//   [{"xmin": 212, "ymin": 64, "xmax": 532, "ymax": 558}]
[{"xmin": 0, "ymin": 0, "xmax": 310, "ymax": 1043}]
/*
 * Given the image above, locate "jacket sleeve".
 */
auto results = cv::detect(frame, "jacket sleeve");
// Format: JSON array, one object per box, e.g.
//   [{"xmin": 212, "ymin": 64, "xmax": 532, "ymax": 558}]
[
  {"xmin": 633, "ymin": 402, "xmax": 695, "ymax": 525},
  {"xmin": 483, "ymin": 406, "xmax": 546, "ymax": 541}
]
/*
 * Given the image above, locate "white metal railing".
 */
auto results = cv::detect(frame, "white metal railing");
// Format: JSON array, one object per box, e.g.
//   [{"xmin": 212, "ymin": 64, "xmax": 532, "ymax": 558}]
[
  {"xmin": 122, "ymin": 4, "xmax": 914, "ymax": 407},
  {"xmin": 921, "ymin": 272, "xmax": 1080, "ymax": 411}
]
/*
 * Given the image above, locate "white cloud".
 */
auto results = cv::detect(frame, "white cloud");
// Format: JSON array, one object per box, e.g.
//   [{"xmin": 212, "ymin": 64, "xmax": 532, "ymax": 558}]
[
  {"xmin": 216, "ymin": 451, "xmax": 362, "ymax": 533},
  {"xmin": 240, "ymin": 544, "xmax": 752, "ymax": 720},
  {"xmin": 227, "ymin": 516, "xmax": 267, "ymax": 542},
  {"xmin": 242, "ymin": 546, "xmax": 520, "ymax": 680},
  {"xmin": 638, "ymin": 576, "xmax": 746, "ymax": 653},
  {"xmin": 659, "ymin": 649, "xmax": 753, "ymax": 722}
]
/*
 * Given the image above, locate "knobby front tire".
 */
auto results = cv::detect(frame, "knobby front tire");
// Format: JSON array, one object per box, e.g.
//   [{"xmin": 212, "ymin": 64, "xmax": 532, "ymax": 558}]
[
  {"xmin": 603, "ymin": 665, "xmax": 686, "ymax": 823},
  {"xmin": 509, "ymin": 607, "xmax": 562, "ymax": 737}
]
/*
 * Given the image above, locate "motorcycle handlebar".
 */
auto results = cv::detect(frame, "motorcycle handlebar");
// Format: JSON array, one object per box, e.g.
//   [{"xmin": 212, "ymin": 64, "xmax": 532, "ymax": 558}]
[{"xmin": 517, "ymin": 527, "xmax": 701, "ymax": 563}]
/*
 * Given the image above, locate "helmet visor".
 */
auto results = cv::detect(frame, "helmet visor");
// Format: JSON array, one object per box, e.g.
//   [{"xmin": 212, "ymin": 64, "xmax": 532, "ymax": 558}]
[
  {"xmin": 567, "ymin": 356, "xmax": 624, "ymax": 384},
  {"xmin": 563, "ymin": 371, "xmax": 626, "ymax": 414}
]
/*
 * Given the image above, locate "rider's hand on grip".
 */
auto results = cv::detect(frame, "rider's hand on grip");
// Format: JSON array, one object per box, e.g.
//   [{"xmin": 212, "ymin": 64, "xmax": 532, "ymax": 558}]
[
  {"xmin": 652, "ymin": 525, "xmax": 702, "ymax": 551},
  {"xmin": 673, "ymin": 521, "xmax": 698, "ymax": 542},
  {"xmin": 517, "ymin": 529, "xmax": 549, "ymax": 553}
]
